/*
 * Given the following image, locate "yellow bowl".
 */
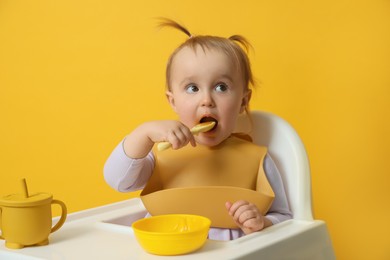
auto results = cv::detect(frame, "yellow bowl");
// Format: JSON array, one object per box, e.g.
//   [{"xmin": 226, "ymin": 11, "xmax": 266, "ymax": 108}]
[{"xmin": 132, "ymin": 214, "xmax": 211, "ymax": 256}]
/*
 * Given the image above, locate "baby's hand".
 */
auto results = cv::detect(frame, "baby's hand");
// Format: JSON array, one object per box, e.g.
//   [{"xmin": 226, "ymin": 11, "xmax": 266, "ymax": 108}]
[
  {"xmin": 148, "ymin": 120, "xmax": 196, "ymax": 150},
  {"xmin": 123, "ymin": 120, "xmax": 196, "ymax": 158},
  {"xmin": 225, "ymin": 200, "xmax": 270, "ymax": 235}
]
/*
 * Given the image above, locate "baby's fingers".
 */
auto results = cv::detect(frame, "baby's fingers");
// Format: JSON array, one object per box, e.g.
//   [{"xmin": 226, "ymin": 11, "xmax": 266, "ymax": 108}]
[
  {"xmin": 226, "ymin": 200, "xmax": 249, "ymax": 216},
  {"xmin": 168, "ymin": 126, "xmax": 195, "ymax": 149}
]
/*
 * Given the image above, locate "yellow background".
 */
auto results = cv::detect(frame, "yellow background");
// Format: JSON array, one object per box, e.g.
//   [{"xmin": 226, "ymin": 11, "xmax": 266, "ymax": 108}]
[{"xmin": 0, "ymin": 1, "xmax": 389, "ymax": 259}]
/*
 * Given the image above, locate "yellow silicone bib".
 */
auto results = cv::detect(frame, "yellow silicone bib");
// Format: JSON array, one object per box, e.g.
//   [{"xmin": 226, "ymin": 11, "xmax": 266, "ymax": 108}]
[{"xmin": 140, "ymin": 136, "xmax": 274, "ymax": 228}]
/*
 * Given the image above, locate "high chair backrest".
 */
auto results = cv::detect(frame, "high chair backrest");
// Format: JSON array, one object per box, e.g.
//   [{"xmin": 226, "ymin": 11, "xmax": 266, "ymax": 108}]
[{"xmin": 237, "ymin": 111, "xmax": 313, "ymax": 220}]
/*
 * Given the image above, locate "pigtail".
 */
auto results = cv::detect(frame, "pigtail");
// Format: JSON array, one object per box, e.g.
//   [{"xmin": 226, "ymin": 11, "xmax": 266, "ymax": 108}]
[
  {"xmin": 156, "ymin": 17, "xmax": 192, "ymax": 38},
  {"xmin": 229, "ymin": 35, "xmax": 253, "ymax": 53}
]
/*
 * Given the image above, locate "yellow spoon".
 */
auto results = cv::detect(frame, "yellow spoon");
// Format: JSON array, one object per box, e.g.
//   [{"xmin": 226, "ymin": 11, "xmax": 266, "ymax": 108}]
[{"xmin": 157, "ymin": 121, "xmax": 216, "ymax": 151}]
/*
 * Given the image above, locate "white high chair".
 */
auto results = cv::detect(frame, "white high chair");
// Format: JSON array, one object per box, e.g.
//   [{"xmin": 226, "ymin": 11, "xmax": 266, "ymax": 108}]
[{"xmin": 0, "ymin": 111, "xmax": 336, "ymax": 259}]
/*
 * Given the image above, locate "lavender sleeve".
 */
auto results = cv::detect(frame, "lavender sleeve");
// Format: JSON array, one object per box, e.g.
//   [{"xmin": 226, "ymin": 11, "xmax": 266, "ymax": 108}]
[
  {"xmin": 103, "ymin": 139, "xmax": 154, "ymax": 192},
  {"xmin": 263, "ymin": 154, "xmax": 293, "ymax": 224}
]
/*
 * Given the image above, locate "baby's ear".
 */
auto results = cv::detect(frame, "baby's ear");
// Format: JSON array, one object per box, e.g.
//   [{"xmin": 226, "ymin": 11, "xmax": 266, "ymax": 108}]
[
  {"xmin": 166, "ymin": 91, "xmax": 177, "ymax": 112},
  {"xmin": 240, "ymin": 89, "xmax": 252, "ymax": 113}
]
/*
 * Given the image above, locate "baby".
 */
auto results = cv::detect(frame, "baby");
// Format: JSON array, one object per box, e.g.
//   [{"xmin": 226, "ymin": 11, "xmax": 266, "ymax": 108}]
[{"xmin": 104, "ymin": 18, "xmax": 292, "ymax": 240}]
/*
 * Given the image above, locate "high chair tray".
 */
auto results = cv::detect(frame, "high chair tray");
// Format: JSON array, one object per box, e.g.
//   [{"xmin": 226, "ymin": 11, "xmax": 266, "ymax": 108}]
[{"xmin": 0, "ymin": 198, "xmax": 335, "ymax": 259}]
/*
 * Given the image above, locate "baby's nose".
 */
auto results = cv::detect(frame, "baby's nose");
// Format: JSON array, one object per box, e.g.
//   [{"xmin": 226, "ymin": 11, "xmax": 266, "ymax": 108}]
[{"xmin": 201, "ymin": 92, "xmax": 215, "ymax": 107}]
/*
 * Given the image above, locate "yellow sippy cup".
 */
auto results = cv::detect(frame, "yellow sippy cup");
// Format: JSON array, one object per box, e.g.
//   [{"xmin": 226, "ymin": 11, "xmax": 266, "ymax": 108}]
[{"xmin": 0, "ymin": 179, "xmax": 67, "ymax": 249}]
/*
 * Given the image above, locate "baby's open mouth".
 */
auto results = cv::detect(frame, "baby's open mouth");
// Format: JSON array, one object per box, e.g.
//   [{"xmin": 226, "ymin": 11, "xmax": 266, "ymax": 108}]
[{"xmin": 200, "ymin": 117, "xmax": 218, "ymax": 131}]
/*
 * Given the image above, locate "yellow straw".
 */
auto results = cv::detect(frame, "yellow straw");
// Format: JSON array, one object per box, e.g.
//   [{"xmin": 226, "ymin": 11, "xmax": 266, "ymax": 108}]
[{"xmin": 21, "ymin": 178, "xmax": 29, "ymax": 198}]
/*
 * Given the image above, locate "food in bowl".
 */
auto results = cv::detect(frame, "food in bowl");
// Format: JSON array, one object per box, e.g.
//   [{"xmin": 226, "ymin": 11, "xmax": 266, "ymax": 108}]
[{"xmin": 132, "ymin": 214, "xmax": 211, "ymax": 255}]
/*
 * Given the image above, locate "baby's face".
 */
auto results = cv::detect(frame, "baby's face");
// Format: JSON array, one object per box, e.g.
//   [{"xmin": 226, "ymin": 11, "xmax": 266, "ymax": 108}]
[{"xmin": 166, "ymin": 46, "xmax": 251, "ymax": 147}]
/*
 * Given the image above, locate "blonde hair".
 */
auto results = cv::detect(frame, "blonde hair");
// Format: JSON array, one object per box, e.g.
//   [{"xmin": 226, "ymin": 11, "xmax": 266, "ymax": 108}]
[{"xmin": 157, "ymin": 18, "xmax": 255, "ymax": 92}]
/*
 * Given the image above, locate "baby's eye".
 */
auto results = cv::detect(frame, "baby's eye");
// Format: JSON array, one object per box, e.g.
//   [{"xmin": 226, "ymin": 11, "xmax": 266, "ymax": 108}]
[
  {"xmin": 215, "ymin": 83, "xmax": 228, "ymax": 92},
  {"xmin": 186, "ymin": 84, "xmax": 199, "ymax": 93}
]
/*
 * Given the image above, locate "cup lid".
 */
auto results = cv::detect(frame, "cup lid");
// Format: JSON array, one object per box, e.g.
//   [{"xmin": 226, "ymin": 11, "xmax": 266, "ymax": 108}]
[{"xmin": 0, "ymin": 192, "xmax": 52, "ymax": 207}]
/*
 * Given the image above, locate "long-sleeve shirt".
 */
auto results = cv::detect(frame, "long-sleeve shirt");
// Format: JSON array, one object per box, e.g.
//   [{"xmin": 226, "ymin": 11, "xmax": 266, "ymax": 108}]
[{"xmin": 104, "ymin": 139, "xmax": 292, "ymax": 240}]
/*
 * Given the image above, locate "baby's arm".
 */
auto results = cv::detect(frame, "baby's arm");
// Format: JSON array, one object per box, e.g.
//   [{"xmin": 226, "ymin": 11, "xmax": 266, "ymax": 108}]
[
  {"xmin": 123, "ymin": 120, "xmax": 196, "ymax": 158},
  {"xmin": 262, "ymin": 154, "xmax": 292, "ymax": 224},
  {"xmin": 104, "ymin": 140, "xmax": 155, "ymax": 192},
  {"xmin": 104, "ymin": 120, "xmax": 196, "ymax": 191}
]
